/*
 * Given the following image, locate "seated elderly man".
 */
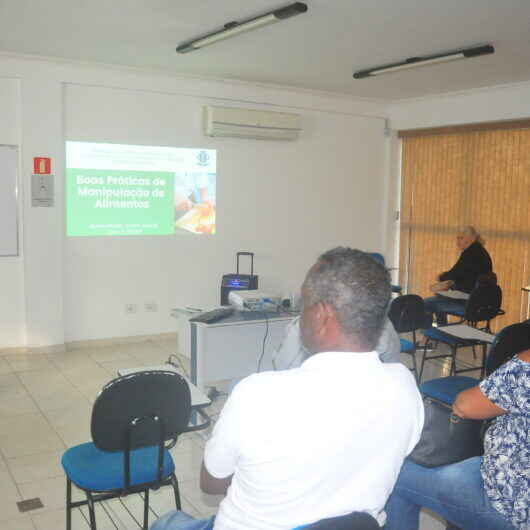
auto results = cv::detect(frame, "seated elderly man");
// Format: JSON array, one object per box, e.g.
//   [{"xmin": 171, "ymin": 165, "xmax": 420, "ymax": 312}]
[
  {"xmin": 425, "ymin": 225, "xmax": 493, "ymax": 326},
  {"xmin": 152, "ymin": 248, "xmax": 423, "ymax": 530}
]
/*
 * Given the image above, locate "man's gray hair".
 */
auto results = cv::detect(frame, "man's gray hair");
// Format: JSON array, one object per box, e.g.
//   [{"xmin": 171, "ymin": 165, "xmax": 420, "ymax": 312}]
[
  {"xmin": 304, "ymin": 247, "xmax": 391, "ymax": 349},
  {"xmin": 461, "ymin": 225, "xmax": 485, "ymax": 245}
]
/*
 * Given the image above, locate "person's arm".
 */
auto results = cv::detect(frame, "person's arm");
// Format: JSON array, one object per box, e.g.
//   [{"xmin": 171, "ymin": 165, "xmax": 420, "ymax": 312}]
[
  {"xmin": 200, "ymin": 461, "xmax": 232, "ymax": 495},
  {"xmin": 454, "ymin": 352, "xmax": 530, "ymax": 419},
  {"xmin": 452, "ymin": 386, "xmax": 507, "ymax": 419},
  {"xmin": 200, "ymin": 382, "xmax": 246, "ymax": 495},
  {"xmin": 439, "ymin": 252, "xmax": 468, "ymax": 282}
]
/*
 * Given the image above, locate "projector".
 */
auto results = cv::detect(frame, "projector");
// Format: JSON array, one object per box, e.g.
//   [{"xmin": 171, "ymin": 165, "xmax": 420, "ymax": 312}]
[{"xmin": 228, "ymin": 290, "xmax": 282, "ymax": 311}]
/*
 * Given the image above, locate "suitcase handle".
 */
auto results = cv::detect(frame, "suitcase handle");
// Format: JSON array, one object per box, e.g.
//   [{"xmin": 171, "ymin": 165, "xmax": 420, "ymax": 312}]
[{"xmin": 236, "ymin": 252, "xmax": 254, "ymax": 276}]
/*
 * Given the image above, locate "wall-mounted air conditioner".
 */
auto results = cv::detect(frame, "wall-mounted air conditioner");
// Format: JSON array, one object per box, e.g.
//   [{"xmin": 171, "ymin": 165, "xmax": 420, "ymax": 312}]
[{"xmin": 203, "ymin": 105, "xmax": 301, "ymax": 141}]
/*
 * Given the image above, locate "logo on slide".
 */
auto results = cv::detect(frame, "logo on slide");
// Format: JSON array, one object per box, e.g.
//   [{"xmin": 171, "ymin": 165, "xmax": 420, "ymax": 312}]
[{"xmin": 196, "ymin": 151, "xmax": 210, "ymax": 166}]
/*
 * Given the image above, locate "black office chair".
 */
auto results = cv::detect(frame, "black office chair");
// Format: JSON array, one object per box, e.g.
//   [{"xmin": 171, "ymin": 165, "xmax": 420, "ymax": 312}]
[
  {"xmin": 485, "ymin": 319, "xmax": 530, "ymax": 376},
  {"xmin": 388, "ymin": 294, "xmax": 428, "ymax": 381},
  {"xmin": 420, "ymin": 284, "xmax": 503, "ymax": 381},
  {"xmin": 443, "ymin": 282, "xmax": 503, "ymax": 333},
  {"xmin": 295, "ymin": 511, "xmax": 380, "ymax": 529},
  {"xmin": 61, "ymin": 371, "xmax": 191, "ymax": 530}
]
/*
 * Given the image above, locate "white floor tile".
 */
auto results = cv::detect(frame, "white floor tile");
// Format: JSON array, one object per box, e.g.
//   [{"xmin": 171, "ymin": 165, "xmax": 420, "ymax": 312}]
[
  {"xmin": 78, "ymin": 502, "xmax": 120, "ymax": 530},
  {"xmin": 31, "ymin": 507, "xmax": 88, "ymax": 530},
  {"xmin": 170, "ymin": 446, "xmax": 204, "ymax": 482},
  {"xmin": 179, "ymin": 479, "xmax": 224, "ymax": 515},
  {"xmin": 104, "ymin": 499, "xmax": 142, "ymax": 529},
  {"xmin": 117, "ymin": 493, "xmax": 154, "ymax": 527},
  {"xmin": 420, "ymin": 508, "xmax": 447, "ymax": 530},
  {"xmin": 0, "ymin": 372, "xmax": 26, "ymax": 392},
  {"xmin": 28, "ymin": 385, "xmax": 90, "ymax": 413},
  {"xmin": 0, "ymin": 391, "xmax": 41, "ymax": 418},
  {"xmin": 58, "ymin": 365, "xmax": 111, "ymax": 387},
  {"xmin": 5, "ymin": 355, "xmax": 55, "ymax": 373},
  {"xmin": 17, "ymin": 369, "xmax": 73, "ymax": 393},
  {"xmin": 18, "ymin": 476, "xmax": 67, "ymax": 514},
  {"xmin": 44, "ymin": 406, "xmax": 92, "ymax": 448},
  {"xmin": 0, "ymin": 470, "xmax": 24, "ymax": 522},
  {"xmin": 0, "ymin": 515, "xmax": 36, "ymax": 530},
  {"xmin": 147, "ymin": 485, "xmax": 201, "ymax": 519},
  {"xmin": 6, "ymin": 450, "xmax": 64, "ymax": 485},
  {"xmin": 87, "ymin": 347, "xmax": 137, "ymax": 363},
  {"xmin": 0, "ymin": 413, "xmax": 65, "ymax": 458},
  {"xmin": 0, "ymin": 357, "xmax": 13, "ymax": 374}
]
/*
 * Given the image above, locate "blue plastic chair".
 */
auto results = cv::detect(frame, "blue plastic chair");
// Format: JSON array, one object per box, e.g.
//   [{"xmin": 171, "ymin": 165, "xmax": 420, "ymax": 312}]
[
  {"xmin": 421, "ymin": 321, "xmax": 530, "ymax": 405},
  {"xmin": 61, "ymin": 371, "xmax": 191, "ymax": 530},
  {"xmin": 368, "ymin": 253, "xmax": 402, "ymax": 294}
]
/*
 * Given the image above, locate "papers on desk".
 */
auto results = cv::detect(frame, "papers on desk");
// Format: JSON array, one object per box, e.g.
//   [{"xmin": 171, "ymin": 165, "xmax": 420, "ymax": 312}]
[
  {"xmin": 437, "ymin": 324, "xmax": 495, "ymax": 343},
  {"xmin": 437, "ymin": 290, "xmax": 470, "ymax": 300}
]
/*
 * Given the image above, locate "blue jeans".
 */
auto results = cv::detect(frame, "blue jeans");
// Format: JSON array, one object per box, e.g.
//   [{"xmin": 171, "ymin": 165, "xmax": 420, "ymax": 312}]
[
  {"xmin": 150, "ymin": 511, "xmax": 215, "ymax": 530},
  {"xmin": 424, "ymin": 296, "xmax": 466, "ymax": 326},
  {"xmin": 385, "ymin": 457, "xmax": 514, "ymax": 530}
]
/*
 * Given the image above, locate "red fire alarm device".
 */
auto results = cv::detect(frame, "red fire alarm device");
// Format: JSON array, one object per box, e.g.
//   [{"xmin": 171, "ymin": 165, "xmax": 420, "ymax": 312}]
[{"xmin": 33, "ymin": 157, "xmax": 51, "ymax": 175}]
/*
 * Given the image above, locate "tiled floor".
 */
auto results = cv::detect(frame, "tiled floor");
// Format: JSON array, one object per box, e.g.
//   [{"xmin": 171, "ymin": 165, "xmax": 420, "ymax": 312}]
[{"xmin": 0, "ymin": 335, "xmax": 483, "ymax": 529}]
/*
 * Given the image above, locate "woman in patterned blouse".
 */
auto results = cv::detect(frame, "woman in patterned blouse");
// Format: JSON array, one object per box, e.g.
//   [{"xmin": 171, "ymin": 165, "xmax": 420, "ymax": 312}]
[{"xmin": 384, "ymin": 349, "xmax": 529, "ymax": 530}]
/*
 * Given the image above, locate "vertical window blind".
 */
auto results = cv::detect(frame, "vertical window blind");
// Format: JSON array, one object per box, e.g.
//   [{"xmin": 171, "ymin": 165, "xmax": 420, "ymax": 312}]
[{"xmin": 399, "ymin": 127, "xmax": 530, "ymax": 331}]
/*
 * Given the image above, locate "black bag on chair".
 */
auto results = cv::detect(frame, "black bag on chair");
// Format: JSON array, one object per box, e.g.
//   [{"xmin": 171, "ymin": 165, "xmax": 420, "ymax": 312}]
[{"xmin": 409, "ymin": 397, "xmax": 484, "ymax": 468}]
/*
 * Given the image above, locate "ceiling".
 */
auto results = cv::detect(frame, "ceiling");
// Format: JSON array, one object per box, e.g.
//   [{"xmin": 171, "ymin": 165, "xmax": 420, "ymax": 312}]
[{"xmin": 1, "ymin": 0, "xmax": 530, "ymax": 101}]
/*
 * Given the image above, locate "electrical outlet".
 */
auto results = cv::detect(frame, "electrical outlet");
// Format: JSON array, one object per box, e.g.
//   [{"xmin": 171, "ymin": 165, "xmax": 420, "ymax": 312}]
[
  {"xmin": 125, "ymin": 303, "xmax": 138, "ymax": 314},
  {"xmin": 145, "ymin": 301, "xmax": 158, "ymax": 312}
]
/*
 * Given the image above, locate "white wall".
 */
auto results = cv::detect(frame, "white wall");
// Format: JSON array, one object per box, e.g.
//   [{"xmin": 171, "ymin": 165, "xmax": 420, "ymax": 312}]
[
  {"xmin": 388, "ymin": 80, "xmax": 530, "ymax": 130},
  {"xmin": 0, "ymin": 54, "xmax": 391, "ymax": 348},
  {"xmin": 0, "ymin": 77, "xmax": 25, "ymax": 347}
]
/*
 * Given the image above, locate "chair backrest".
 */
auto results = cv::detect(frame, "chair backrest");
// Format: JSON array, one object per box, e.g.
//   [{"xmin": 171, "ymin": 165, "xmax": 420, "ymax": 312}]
[
  {"xmin": 486, "ymin": 321, "xmax": 530, "ymax": 376},
  {"xmin": 368, "ymin": 252, "xmax": 385, "ymax": 266},
  {"xmin": 464, "ymin": 283, "xmax": 502, "ymax": 324},
  {"xmin": 91, "ymin": 370, "xmax": 191, "ymax": 451},
  {"xmin": 388, "ymin": 294, "xmax": 427, "ymax": 333},
  {"xmin": 298, "ymin": 511, "xmax": 380, "ymax": 530}
]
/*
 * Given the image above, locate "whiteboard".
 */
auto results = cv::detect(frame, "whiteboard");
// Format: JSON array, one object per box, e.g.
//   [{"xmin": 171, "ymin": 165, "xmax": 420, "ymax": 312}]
[{"xmin": 0, "ymin": 145, "xmax": 19, "ymax": 256}]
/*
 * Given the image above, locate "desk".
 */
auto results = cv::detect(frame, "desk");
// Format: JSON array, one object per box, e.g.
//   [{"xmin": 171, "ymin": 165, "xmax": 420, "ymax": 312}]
[
  {"xmin": 437, "ymin": 324, "xmax": 494, "ymax": 378},
  {"xmin": 188, "ymin": 311, "xmax": 296, "ymax": 391},
  {"xmin": 437, "ymin": 290, "xmax": 469, "ymax": 301}
]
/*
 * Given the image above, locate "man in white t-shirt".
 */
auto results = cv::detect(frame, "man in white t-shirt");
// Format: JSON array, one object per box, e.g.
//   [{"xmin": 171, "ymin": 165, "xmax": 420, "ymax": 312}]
[{"xmin": 152, "ymin": 248, "xmax": 424, "ymax": 530}]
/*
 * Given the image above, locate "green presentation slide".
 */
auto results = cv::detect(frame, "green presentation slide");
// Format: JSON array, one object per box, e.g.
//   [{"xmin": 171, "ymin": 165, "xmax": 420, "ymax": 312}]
[
  {"xmin": 66, "ymin": 142, "xmax": 216, "ymax": 237},
  {"xmin": 66, "ymin": 168, "xmax": 174, "ymax": 236}
]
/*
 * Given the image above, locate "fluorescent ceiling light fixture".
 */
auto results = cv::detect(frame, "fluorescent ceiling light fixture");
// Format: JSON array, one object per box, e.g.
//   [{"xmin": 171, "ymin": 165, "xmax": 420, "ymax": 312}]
[
  {"xmin": 353, "ymin": 44, "xmax": 495, "ymax": 79},
  {"xmin": 176, "ymin": 2, "xmax": 308, "ymax": 53}
]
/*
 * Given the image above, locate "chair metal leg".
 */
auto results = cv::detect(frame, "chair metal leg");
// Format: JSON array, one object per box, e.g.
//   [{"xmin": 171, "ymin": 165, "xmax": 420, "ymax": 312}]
[
  {"xmin": 143, "ymin": 488, "xmax": 150, "ymax": 530},
  {"xmin": 411, "ymin": 351, "xmax": 418, "ymax": 383},
  {"xmin": 86, "ymin": 491, "xmax": 97, "ymax": 530},
  {"xmin": 450, "ymin": 346, "xmax": 457, "ymax": 376},
  {"xmin": 170, "ymin": 473, "xmax": 181, "ymax": 510},
  {"xmin": 66, "ymin": 478, "xmax": 72, "ymax": 530},
  {"xmin": 418, "ymin": 344, "xmax": 427, "ymax": 382},
  {"xmin": 480, "ymin": 343, "xmax": 487, "ymax": 379}
]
